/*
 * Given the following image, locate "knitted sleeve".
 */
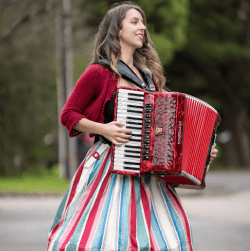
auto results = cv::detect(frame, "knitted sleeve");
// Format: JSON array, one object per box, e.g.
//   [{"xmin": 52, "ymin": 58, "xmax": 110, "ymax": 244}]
[{"xmin": 60, "ymin": 64, "xmax": 100, "ymax": 137}]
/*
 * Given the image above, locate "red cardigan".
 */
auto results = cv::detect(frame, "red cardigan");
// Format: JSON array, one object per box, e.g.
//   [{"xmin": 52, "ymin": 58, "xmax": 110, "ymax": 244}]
[{"xmin": 61, "ymin": 64, "xmax": 158, "ymax": 137}]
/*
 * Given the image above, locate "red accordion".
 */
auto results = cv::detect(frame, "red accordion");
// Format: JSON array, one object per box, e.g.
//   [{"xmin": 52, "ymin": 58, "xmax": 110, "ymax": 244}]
[{"xmin": 110, "ymin": 86, "xmax": 220, "ymax": 189}]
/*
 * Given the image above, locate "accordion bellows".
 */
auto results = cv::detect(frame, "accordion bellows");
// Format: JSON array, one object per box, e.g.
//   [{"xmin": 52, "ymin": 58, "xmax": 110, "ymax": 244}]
[{"xmin": 111, "ymin": 86, "xmax": 220, "ymax": 189}]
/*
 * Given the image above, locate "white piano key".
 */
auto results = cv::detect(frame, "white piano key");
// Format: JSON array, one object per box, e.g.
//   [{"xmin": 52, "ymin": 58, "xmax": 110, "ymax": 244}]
[
  {"xmin": 118, "ymin": 94, "xmax": 144, "ymax": 101},
  {"xmin": 113, "ymin": 162, "xmax": 140, "ymax": 170},
  {"xmin": 118, "ymin": 89, "xmax": 145, "ymax": 95},
  {"xmin": 117, "ymin": 97, "xmax": 144, "ymax": 103},
  {"xmin": 117, "ymin": 105, "xmax": 143, "ymax": 112},
  {"xmin": 114, "ymin": 155, "xmax": 140, "ymax": 163},
  {"xmin": 113, "ymin": 166, "xmax": 140, "ymax": 173},
  {"xmin": 114, "ymin": 150, "xmax": 140, "ymax": 157},
  {"xmin": 117, "ymin": 101, "xmax": 143, "ymax": 108},
  {"xmin": 117, "ymin": 110, "xmax": 143, "ymax": 118}
]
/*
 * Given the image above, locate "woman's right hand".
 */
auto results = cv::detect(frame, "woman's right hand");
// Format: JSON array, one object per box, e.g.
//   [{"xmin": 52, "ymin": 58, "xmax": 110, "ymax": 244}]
[{"xmin": 101, "ymin": 121, "xmax": 132, "ymax": 146}]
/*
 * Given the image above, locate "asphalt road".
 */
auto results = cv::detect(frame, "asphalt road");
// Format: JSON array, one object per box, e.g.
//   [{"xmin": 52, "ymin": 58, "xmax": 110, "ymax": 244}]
[{"xmin": 0, "ymin": 171, "xmax": 249, "ymax": 251}]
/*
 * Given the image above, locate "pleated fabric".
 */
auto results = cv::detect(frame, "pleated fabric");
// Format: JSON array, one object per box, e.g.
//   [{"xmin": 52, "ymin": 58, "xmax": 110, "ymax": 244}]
[{"xmin": 47, "ymin": 142, "xmax": 194, "ymax": 251}]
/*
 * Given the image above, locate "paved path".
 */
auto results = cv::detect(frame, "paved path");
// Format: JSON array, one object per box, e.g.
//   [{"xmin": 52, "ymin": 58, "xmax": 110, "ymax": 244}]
[{"xmin": 0, "ymin": 171, "xmax": 249, "ymax": 251}]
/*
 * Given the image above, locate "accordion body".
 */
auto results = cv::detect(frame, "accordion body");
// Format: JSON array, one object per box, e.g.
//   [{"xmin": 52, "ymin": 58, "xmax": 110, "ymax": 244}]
[{"xmin": 110, "ymin": 86, "xmax": 220, "ymax": 189}]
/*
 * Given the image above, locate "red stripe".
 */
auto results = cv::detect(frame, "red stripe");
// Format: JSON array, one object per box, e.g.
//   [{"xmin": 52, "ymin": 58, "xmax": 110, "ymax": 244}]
[
  {"xmin": 60, "ymin": 148, "xmax": 111, "ymax": 250},
  {"xmin": 47, "ymin": 145, "xmax": 97, "ymax": 250},
  {"xmin": 78, "ymin": 166, "xmax": 111, "ymax": 248},
  {"xmin": 130, "ymin": 177, "xmax": 138, "ymax": 251},
  {"xmin": 140, "ymin": 182, "xmax": 155, "ymax": 251},
  {"xmin": 166, "ymin": 185, "xmax": 194, "ymax": 251},
  {"xmin": 65, "ymin": 144, "xmax": 97, "ymax": 209}
]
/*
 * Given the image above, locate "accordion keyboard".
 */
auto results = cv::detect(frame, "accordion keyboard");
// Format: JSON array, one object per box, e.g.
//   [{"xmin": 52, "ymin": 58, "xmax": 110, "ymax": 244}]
[{"xmin": 113, "ymin": 89, "xmax": 145, "ymax": 173}]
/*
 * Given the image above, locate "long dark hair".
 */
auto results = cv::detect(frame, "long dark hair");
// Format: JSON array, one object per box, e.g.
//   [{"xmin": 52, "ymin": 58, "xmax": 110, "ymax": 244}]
[{"xmin": 91, "ymin": 2, "xmax": 166, "ymax": 91}]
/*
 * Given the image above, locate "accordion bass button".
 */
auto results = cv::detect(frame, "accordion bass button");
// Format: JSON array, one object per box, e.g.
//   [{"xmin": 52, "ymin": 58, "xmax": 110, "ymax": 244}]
[{"xmin": 144, "ymin": 103, "xmax": 153, "ymax": 108}]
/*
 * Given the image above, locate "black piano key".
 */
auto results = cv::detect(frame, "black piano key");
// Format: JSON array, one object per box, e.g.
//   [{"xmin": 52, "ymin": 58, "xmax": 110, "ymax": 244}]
[
  {"xmin": 128, "ymin": 121, "xmax": 142, "ymax": 126},
  {"xmin": 127, "ymin": 109, "xmax": 143, "ymax": 114},
  {"xmin": 128, "ymin": 93, "xmax": 144, "ymax": 97},
  {"xmin": 127, "ymin": 116, "xmax": 142, "ymax": 121},
  {"xmin": 125, "ymin": 145, "xmax": 141, "ymax": 149},
  {"xmin": 126, "ymin": 126, "xmax": 142, "ymax": 130},
  {"xmin": 129, "ymin": 138, "xmax": 141, "ymax": 142},
  {"xmin": 124, "ymin": 154, "xmax": 140, "ymax": 158},
  {"xmin": 123, "ymin": 166, "xmax": 140, "ymax": 170},
  {"xmin": 128, "ymin": 104, "xmax": 143, "ymax": 109},
  {"xmin": 125, "ymin": 150, "xmax": 141, "ymax": 154}
]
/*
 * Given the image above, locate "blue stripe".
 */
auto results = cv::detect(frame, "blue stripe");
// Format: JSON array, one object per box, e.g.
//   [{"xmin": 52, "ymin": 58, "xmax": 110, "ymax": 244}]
[
  {"xmin": 53, "ymin": 146, "xmax": 110, "ymax": 250},
  {"xmin": 118, "ymin": 176, "xmax": 125, "ymax": 250},
  {"xmin": 159, "ymin": 181, "xmax": 187, "ymax": 251},
  {"xmin": 49, "ymin": 186, "xmax": 70, "ymax": 233},
  {"xmin": 97, "ymin": 174, "xmax": 116, "ymax": 250},
  {"xmin": 134, "ymin": 176, "xmax": 150, "ymax": 250}
]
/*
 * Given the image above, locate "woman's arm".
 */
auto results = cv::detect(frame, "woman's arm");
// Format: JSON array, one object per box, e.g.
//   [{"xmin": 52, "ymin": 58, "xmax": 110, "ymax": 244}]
[{"xmin": 74, "ymin": 118, "xmax": 132, "ymax": 146}]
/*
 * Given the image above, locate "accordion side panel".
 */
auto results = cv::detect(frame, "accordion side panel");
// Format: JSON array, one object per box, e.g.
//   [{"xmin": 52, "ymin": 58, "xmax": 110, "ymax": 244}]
[{"xmin": 182, "ymin": 96, "xmax": 218, "ymax": 184}]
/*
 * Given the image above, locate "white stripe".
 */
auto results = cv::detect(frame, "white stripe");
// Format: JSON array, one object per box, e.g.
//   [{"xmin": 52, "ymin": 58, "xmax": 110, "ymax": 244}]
[{"xmin": 150, "ymin": 177, "xmax": 179, "ymax": 249}]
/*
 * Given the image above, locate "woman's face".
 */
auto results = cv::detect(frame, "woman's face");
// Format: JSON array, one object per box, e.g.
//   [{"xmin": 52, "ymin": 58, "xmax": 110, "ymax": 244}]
[{"xmin": 119, "ymin": 8, "xmax": 146, "ymax": 51}]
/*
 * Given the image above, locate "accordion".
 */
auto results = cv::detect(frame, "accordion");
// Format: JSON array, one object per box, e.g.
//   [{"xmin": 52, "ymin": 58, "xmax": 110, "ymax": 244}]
[{"xmin": 110, "ymin": 86, "xmax": 221, "ymax": 189}]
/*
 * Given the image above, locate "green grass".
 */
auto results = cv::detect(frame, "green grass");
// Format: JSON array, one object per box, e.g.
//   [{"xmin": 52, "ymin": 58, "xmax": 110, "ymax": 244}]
[{"xmin": 0, "ymin": 166, "xmax": 70, "ymax": 196}]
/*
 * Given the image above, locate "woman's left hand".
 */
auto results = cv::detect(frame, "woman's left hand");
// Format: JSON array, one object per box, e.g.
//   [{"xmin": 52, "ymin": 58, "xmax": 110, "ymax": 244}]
[{"xmin": 210, "ymin": 143, "xmax": 218, "ymax": 163}]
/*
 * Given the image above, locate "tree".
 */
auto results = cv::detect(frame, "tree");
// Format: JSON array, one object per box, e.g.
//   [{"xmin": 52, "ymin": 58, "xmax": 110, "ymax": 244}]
[{"xmin": 166, "ymin": 0, "xmax": 250, "ymax": 167}]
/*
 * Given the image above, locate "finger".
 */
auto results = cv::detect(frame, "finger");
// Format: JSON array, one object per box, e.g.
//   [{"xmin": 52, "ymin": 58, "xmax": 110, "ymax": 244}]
[
  {"xmin": 117, "ymin": 129, "xmax": 133, "ymax": 135},
  {"xmin": 112, "ymin": 140, "xmax": 123, "ymax": 146},
  {"xmin": 112, "ymin": 138, "xmax": 129, "ymax": 146},
  {"xmin": 116, "ymin": 137, "xmax": 130, "ymax": 143},
  {"xmin": 118, "ymin": 133, "xmax": 132, "ymax": 139},
  {"xmin": 113, "ymin": 121, "xmax": 125, "ymax": 127}
]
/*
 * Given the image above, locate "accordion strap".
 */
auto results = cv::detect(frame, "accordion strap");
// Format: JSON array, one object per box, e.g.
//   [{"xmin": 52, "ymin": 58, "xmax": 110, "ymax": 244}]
[{"xmin": 94, "ymin": 59, "xmax": 155, "ymax": 92}]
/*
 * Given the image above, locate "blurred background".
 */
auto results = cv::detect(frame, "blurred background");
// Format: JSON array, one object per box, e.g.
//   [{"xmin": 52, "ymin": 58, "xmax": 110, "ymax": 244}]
[{"xmin": 0, "ymin": 0, "xmax": 249, "ymax": 250}]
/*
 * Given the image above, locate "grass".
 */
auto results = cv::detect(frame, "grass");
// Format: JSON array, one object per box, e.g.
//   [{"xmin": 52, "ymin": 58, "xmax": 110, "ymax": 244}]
[{"xmin": 0, "ymin": 166, "xmax": 70, "ymax": 196}]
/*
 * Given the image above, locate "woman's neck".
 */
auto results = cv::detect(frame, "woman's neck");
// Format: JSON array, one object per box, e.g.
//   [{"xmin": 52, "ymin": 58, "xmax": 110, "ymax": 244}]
[{"xmin": 120, "ymin": 46, "xmax": 135, "ymax": 69}]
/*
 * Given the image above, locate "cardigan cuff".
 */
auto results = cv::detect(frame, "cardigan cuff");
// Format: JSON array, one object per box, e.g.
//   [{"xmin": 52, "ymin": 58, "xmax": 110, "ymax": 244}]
[{"xmin": 67, "ymin": 115, "xmax": 88, "ymax": 138}]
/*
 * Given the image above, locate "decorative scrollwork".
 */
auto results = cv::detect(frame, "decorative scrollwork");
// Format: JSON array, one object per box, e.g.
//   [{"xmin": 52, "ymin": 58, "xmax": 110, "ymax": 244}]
[{"xmin": 152, "ymin": 95, "xmax": 177, "ymax": 167}]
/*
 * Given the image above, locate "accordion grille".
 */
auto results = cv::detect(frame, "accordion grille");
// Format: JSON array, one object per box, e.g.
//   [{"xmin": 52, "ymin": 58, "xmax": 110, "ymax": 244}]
[{"xmin": 182, "ymin": 96, "xmax": 217, "ymax": 183}]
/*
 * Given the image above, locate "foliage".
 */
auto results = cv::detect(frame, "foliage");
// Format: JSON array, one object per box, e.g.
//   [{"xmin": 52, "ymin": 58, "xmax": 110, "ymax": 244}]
[
  {"xmin": 0, "ymin": 165, "xmax": 70, "ymax": 195},
  {"xmin": 0, "ymin": 0, "xmax": 249, "ymax": 178},
  {"xmin": 84, "ymin": 0, "xmax": 189, "ymax": 65},
  {"xmin": 166, "ymin": 0, "xmax": 250, "ymax": 167}
]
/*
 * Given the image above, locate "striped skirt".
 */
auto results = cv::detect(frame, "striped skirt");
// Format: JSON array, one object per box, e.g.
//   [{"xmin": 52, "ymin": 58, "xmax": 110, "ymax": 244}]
[{"xmin": 47, "ymin": 142, "xmax": 194, "ymax": 251}]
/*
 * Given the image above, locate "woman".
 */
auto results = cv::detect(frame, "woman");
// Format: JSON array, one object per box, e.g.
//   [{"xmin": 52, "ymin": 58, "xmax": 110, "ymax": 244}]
[{"xmin": 48, "ymin": 2, "xmax": 217, "ymax": 251}]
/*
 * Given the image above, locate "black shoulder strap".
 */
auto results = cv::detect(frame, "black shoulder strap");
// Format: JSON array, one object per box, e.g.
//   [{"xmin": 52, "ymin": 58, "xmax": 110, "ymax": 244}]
[{"xmin": 94, "ymin": 59, "xmax": 155, "ymax": 92}]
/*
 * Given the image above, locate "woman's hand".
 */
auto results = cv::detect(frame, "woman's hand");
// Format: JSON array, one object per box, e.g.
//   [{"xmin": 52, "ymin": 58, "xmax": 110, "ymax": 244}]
[
  {"xmin": 101, "ymin": 121, "xmax": 132, "ymax": 146},
  {"xmin": 210, "ymin": 143, "xmax": 218, "ymax": 163}
]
